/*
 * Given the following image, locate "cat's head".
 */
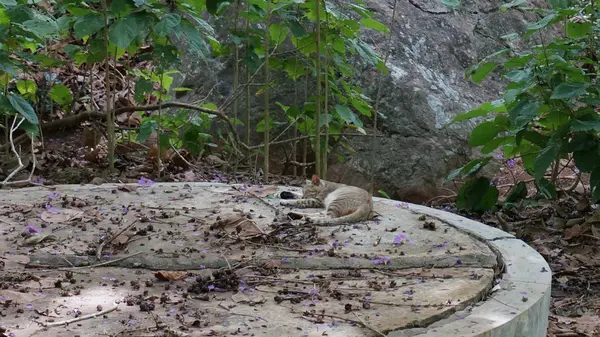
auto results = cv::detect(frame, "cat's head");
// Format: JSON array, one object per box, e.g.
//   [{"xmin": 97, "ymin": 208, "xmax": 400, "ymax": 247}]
[{"xmin": 302, "ymin": 175, "xmax": 323, "ymax": 198}]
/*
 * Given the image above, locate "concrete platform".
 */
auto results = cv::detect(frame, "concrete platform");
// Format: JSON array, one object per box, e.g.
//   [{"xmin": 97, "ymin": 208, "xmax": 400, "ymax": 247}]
[{"xmin": 0, "ymin": 182, "xmax": 550, "ymax": 337}]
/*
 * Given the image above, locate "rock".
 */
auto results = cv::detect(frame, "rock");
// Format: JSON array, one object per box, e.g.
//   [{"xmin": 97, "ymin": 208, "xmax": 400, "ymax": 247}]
[{"xmin": 172, "ymin": 0, "xmax": 557, "ymax": 203}]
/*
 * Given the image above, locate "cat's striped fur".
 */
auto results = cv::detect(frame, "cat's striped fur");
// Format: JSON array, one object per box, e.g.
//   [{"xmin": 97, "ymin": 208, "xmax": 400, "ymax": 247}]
[{"xmin": 280, "ymin": 175, "xmax": 372, "ymax": 225}]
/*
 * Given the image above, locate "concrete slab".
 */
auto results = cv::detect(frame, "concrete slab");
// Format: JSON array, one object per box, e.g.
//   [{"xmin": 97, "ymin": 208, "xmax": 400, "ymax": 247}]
[{"xmin": 0, "ymin": 182, "xmax": 550, "ymax": 337}]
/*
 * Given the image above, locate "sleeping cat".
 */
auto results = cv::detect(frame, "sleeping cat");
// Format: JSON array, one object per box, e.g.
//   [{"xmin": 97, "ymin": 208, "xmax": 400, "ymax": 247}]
[{"xmin": 280, "ymin": 175, "xmax": 373, "ymax": 225}]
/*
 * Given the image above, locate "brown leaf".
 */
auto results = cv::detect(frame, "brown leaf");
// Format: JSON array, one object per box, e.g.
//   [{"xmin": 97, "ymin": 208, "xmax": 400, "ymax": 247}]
[
  {"xmin": 564, "ymin": 224, "xmax": 588, "ymax": 240},
  {"xmin": 245, "ymin": 185, "xmax": 279, "ymax": 198},
  {"xmin": 154, "ymin": 271, "xmax": 188, "ymax": 281},
  {"xmin": 211, "ymin": 213, "xmax": 264, "ymax": 239},
  {"xmin": 41, "ymin": 208, "xmax": 83, "ymax": 223}
]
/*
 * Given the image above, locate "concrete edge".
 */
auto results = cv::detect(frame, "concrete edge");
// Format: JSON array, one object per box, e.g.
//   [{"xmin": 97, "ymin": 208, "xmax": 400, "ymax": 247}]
[
  {"xmin": 10, "ymin": 182, "xmax": 551, "ymax": 337},
  {"xmin": 386, "ymin": 200, "xmax": 551, "ymax": 337}
]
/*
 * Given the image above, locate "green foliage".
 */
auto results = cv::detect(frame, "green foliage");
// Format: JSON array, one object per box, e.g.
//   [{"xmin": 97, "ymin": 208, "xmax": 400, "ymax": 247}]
[
  {"xmin": 0, "ymin": 0, "xmax": 388, "ymax": 174},
  {"xmin": 446, "ymin": 0, "xmax": 600, "ymax": 211}
]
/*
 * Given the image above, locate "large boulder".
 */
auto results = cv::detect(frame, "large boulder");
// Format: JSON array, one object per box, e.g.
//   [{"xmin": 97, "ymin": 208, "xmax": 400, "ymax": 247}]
[{"xmin": 173, "ymin": 0, "xmax": 551, "ymax": 203}]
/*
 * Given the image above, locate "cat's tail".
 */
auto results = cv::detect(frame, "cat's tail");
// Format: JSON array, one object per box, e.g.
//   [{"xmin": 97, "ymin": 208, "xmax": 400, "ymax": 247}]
[{"xmin": 310, "ymin": 204, "xmax": 371, "ymax": 225}]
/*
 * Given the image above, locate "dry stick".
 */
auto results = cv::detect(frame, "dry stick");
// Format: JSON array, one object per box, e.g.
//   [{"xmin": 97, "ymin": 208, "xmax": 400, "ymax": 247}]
[
  {"xmin": 96, "ymin": 219, "xmax": 138, "ymax": 259},
  {"xmin": 370, "ymin": 0, "xmax": 398, "ymax": 195},
  {"xmin": 353, "ymin": 312, "xmax": 386, "ymax": 337},
  {"xmin": 2, "ymin": 116, "xmax": 27, "ymax": 184},
  {"xmin": 64, "ymin": 251, "xmax": 144, "ymax": 270},
  {"xmin": 42, "ymin": 302, "xmax": 119, "ymax": 327}
]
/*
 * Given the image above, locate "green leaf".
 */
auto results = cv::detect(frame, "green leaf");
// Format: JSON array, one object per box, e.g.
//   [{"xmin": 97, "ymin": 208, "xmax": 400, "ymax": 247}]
[
  {"xmin": 0, "ymin": 0, "xmax": 17, "ymax": 5},
  {"xmin": 534, "ymin": 144, "xmax": 559, "ymax": 180},
  {"xmin": 470, "ymin": 62, "xmax": 497, "ymax": 83},
  {"xmin": 334, "ymin": 104, "xmax": 362, "ymax": 126},
  {"xmin": 549, "ymin": 0, "xmax": 571, "ymax": 9},
  {"xmin": 571, "ymin": 119, "xmax": 600, "ymax": 132},
  {"xmin": 16, "ymin": 79, "xmax": 37, "ymax": 97},
  {"xmin": 206, "ymin": 0, "xmax": 228, "ymax": 15},
  {"xmin": 445, "ymin": 157, "xmax": 492, "ymax": 182},
  {"xmin": 451, "ymin": 100, "xmax": 505, "ymax": 123},
  {"xmin": 173, "ymin": 20, "xmax": 209, "ymax": 58},
  {"xmin": 138, "ymin": 119, "xmax": 158, "ymax": 142},
  {"xmin": 73, "ymin": 14, "xmax": 105, "ymax": 39},
  {"xmin": 469, "ymin": 121, "xmax": 505, "ymax": 147},
  {"xmin": 508, "ymin": 98, "xmax": 541, "ymax": 128},
  {"xmin": 377, "ymin": 190, "xmax": 391, "ymax": 199},
  {"xmin": 359, "ymin": 17, "xmax": 387, "ymax": 32},
  {"xmin": 456, "ymin": 177, "xmax": 499, "ymax": 212},
  {"xmin": 505, "ymin": 69, "xmax": 531, "ymax": 83},
  {"xmin": 269, "ymin": 23, "xmax": 289, "ymax": 45},
  {"xmin": 49, "ymin": 84, "xmax": 73, "ymax": 107},
  {"xmin": 23, "ymin": 15, "xmax": 59, "ymax": 39},
  {"xmin": 7, "ymin": 93, "xmax": 38, "ymax": 124},
  {"xmin": 153, "ymin": 13, "xmax": 181, "ymax": 36},
  {"xmin": 550, "ymin": 82, "xmax": 589, "ymax": 100},
  {"xmin": 109, "ymin": 16, "xmax": 139, "ymax": 50},
  {"xmin": 481, "ymin": 136, "xmax": 510, "ymax": 154},
  {"xmin": 505, "ymin": 181, "xmax": 527, "ymax": 203},
  {"xmin": 566, "ymin": 22, "xmax": 591, "ymax": 38},
  {"xmin": 527, "ymin": 13, "xmax": 558, "ymax": 31},
  {"xmin": 535, "ymin": 177, "xmax": 557, "ymax": 200},
  {"xmin": 573, "ymin": 148, "xmax": 600, "ymax": 173}
]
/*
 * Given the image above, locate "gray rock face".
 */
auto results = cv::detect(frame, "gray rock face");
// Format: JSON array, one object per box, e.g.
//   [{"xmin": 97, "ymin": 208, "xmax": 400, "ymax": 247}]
[{"xmin": 173, "ymin": 0, "xmax": 548, "ymax": 203}]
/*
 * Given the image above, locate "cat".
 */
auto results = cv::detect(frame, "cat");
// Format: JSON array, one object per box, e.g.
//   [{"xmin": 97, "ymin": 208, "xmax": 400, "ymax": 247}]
[{"xmin": 279, "ymin": 175, "xmax": 373, "ymax": 225}]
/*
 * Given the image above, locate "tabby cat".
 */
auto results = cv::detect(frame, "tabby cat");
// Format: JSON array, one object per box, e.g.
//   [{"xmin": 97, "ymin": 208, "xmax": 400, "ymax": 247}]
[{"xmin": 280, "ymin": 175, "xmax": 373, "ymax": 225}]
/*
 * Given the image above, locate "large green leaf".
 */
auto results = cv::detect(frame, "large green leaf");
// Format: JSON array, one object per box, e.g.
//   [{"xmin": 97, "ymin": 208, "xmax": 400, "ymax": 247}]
[
  {"xmin": 334, "ymin": 104, "xmax": 362, "ymax": 127},
  {"xmin": 469, "ymin": 121, "xmax": 505, "ymax": 147},
  {"xmin": 456, "ymin": 177, "xmax": 499, "ymax": 212},
  {"xmin": 573, "ymin": 148, "xmax": 600, "ymax": 173},
  {"xmin": 49, "ymin": 84, "xmax": 73, "ymax": 107},
  {"xmin": 508, "ymin": 98, "xmax": 541, "ymax": 128},
  {"xmin": 73, "ymin": 14, "xmax": 105, "ymax": 39},
  {"xmin": 359, "ymin": 17, "xmax": 387, "ymax": 32},
  {"xmin": 22, "ymin": 14, "xmax": 59, "ymax": 39},
  {"xmin": 535, "ymin": 177, "xmax": 557, "ymax": 200},
  {"xmin": 571, "ymin": 119, "xmax": 600, "ymax": 132},
  {"xmin": 109, "ymin": 16, "xmax": 140, "ymax": 50},
  {"xmin": 566, "ymin": 22, "xmax": 592, "ymax": 38},
  {"xmin": 269, "ymin": 23, "xmax": 289, "ymax": 45},
  {"xmin": 551, "ymin": 82, "xmax": 589, "ymax": 100},
  {"xmin": 173, "ymin": 20, "xmax": 209, "ymax": 58},
  {"xmin": 470, "ymin": 62, "xmax": 497, "ymax": 83},
  {"xmin": 533, "ymin": 143, "xmax": 560, "ymax": 180},
  {"xmin": 505, "ymin": 181, "xmax": 528, "ymax": 203},
  {"xmin": 153, "ymin": 13, "xmax": 181, "ymax": 36},
  {"xmin": 7, "ymin": 93, "xmax": 38, "ymax": 124},
  {"xmin": 0, "ymin": 0, "xmax": 17, "ymax": 5}
]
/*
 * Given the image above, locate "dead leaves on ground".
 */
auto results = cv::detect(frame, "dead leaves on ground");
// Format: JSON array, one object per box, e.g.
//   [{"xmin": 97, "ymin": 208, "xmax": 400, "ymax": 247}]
[{"xmin": 211, "ymin": 213, "xmax": 264, "ymax": 239}]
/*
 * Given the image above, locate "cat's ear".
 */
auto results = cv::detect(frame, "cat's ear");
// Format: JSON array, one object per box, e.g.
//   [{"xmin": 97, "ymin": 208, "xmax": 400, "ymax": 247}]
[{"xmin": 311, "ymin": 175, "xmax": 321, "ymax": 185}]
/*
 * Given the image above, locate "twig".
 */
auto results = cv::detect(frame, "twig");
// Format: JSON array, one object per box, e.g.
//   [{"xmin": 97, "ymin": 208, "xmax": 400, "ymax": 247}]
[
  {"xmin": 42, "ymin": 302, "xmax": 118, "ymax": 327},
  {"xmin": 96, "ymin": 219, "xmax": 138, "ymax": 259},
  {"xmin": 353, "ymin": 312, "xmax": 386, "ymax": 337},
  {"xmin": 2, "ymin": 116, "xmax": 27, "ymax": 184},
  {"xmin": 66, "ymin": 251, "xmax": 143, "ymax": 269},
  {"xmin": 231, "ymin": 185, "xmax": 279, "ymax": 213},
  {"xmin": 169, "ymin": 142, "xmax": 199, "ymax": 170}
]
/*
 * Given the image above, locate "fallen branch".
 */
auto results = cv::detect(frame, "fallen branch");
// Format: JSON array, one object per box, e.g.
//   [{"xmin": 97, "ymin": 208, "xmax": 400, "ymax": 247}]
[{"xmin": 41, "ymin": 302, "xmax": 119, "ymax": 327}]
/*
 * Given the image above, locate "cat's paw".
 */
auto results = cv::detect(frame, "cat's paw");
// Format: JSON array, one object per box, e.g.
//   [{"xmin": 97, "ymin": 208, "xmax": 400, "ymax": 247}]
[{"xmin": 279, "ymin": 191, "xmax": 296, "ymax": 199}]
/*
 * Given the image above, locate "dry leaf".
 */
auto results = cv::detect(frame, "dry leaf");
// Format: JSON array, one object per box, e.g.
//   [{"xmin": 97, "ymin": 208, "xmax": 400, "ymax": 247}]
[
  {"xmin": 211, "ymin": 213, "xmax": 264, "ymax": 239},
  {"xmin": 41, "ymin": 208, "xmax": 83, "ymax": 223},
  {"xmin": 154, "ymin": 271, "xmax": 188, "ymax": 281},
  {"xmin": 245, "ymin": 185, "xmax": 279, "ymax": 198}
]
